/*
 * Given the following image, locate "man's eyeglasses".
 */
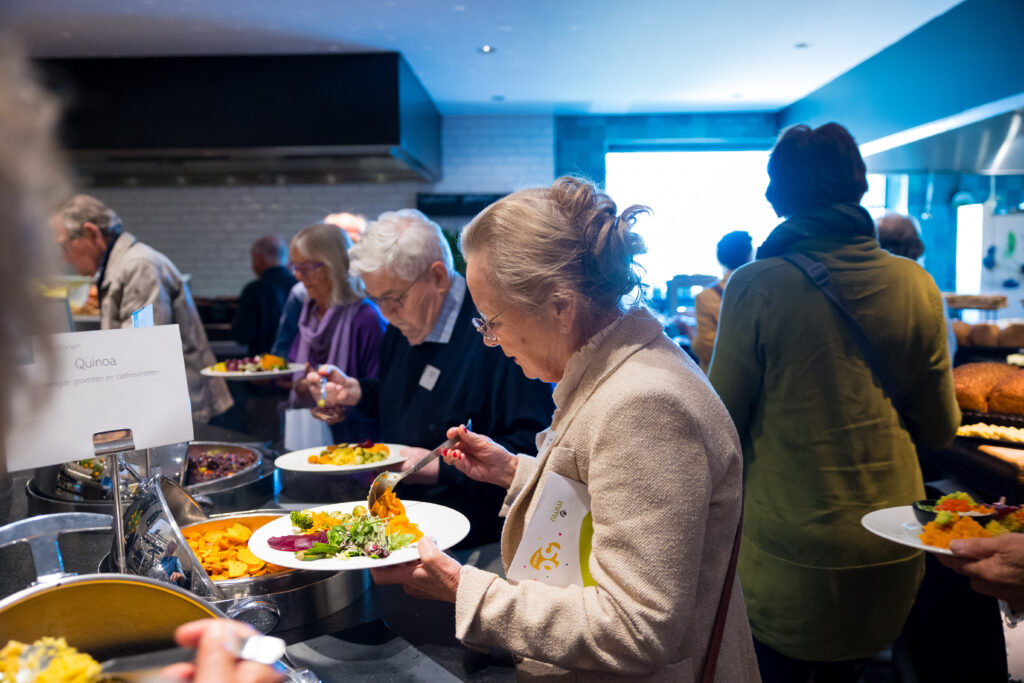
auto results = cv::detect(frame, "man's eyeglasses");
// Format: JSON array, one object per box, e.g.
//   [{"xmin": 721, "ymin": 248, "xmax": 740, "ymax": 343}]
[
  {"xmin": 472, "ymin": 308, "xmax": 507, "ymax": 342},
  {"xmin": 59, "ymin": 230, "xmax": 86, "ymax": 253},
  {"xmin": 367, "ymin": 265, "xmax": 431, "ymax": 310},
  {"xmin": 289, "ymin": 261, "xmax": 325, "ymax": 276}
]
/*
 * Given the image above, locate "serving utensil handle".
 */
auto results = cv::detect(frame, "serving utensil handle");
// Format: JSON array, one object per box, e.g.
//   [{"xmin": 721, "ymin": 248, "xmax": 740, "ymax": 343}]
[{"xmin": 400, "ymin": 435, "xmax": 458, "ymax": 479}]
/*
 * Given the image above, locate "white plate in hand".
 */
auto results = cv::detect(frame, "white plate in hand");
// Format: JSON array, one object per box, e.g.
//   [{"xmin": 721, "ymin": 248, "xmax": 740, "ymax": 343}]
[
  {"xmin": 247, "ymin": 500, "xmax": 470, "ymax": 570},
  {"xmin": 274, "ymin": 443, "xmax": 409, "ymax": 473},
  {"xmin": 861, "ymin": 506, "xmax": 953, "ymax": 556},
  {"xmin": 200, "ymin": 362, "xmax": 306, "ymax": 380}
]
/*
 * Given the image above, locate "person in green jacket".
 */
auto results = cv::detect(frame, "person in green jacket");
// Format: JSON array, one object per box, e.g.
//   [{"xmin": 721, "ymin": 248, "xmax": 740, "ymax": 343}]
[{"xmin": 708, "ymin": 122, "xmax": 960, "ymax": 683}]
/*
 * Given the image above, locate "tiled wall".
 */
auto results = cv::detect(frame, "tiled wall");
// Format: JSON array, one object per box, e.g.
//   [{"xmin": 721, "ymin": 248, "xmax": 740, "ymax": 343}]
[{"xmin": 88, "ymin": 115, "xmax": 555, "ymax": 297}]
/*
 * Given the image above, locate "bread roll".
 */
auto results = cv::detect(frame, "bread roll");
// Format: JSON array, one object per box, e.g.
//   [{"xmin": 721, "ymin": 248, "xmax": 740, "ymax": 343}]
[
  {"xmin": 969, "ymin": 323, "xmax": 1001, "ymax": 347},
  {"xmin": 953, "ymin": 362, "xmax": 1018, "ymax": 412},
  {"xmin": 952, "ymin": 320, "xmax": 971, "ymax": 348},
  {"xmin": 999, "ymin": 323, "xmax": 1024, "ymax": 349},
  {"xmin": 989, "ymin": 370, "xmax": 1024, "ymax": 415}
]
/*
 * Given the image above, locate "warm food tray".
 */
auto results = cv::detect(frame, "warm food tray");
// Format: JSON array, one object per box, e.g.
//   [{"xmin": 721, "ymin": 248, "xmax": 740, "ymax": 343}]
[{"xmin": 961, "ymin": 409, "xmax": 1024, "ymax": 429}]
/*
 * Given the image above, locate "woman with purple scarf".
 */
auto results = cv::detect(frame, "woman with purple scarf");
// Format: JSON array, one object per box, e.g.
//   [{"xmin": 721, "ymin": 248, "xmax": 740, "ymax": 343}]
[{"xmin": 288, "ymin": 222, "xmax": 387, "ymax": 442}]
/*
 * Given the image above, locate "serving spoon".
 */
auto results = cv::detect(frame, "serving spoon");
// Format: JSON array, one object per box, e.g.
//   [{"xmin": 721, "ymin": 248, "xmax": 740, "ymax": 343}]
[{"xmin": 366, "ymin": 434, "xmax": 458, "ymax": 511}]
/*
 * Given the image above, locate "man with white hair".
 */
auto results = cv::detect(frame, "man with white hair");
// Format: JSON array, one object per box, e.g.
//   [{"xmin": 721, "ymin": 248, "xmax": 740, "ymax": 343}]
[
  {"xmin": 51, "ymin": 194, "xmax": 232, "ymax": 423},
  {"xmin": 311, "ymin": 208, "xmax": 554, "ymax": 547}
]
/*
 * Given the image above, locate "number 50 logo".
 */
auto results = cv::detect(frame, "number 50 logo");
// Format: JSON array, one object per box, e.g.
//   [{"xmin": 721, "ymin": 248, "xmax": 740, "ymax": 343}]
[{"xmin": 529, "ymin": 542, "xmax": 560, "ymax": 572}]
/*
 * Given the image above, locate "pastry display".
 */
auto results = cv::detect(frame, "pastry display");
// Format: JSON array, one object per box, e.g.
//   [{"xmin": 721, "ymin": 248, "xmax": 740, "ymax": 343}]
[{"xmin": 953, "ymin": 362, "xmax": 1019, "ymax": 412}]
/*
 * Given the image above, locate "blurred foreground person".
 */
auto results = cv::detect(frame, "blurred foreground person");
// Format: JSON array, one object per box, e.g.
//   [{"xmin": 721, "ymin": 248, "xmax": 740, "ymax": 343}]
[
  {"xmin": 311, "ymin": 209, "xmax": 554, "ymax": 547},
  {"xmin": 692, "ymin": 230, "xmax": 752, "ymax": 371},
  {"xmin": 0, "ymin": 41, "xmax": 280, "ymax": 683},
  {"xmin": 372, "ymin": 178, "xmax": 759, "ymax": 681},
  {"xmin": 50, "ymin": 195, "xmax": 232, "ymax": 423},
  {"xmin": 709, "ymin": 123, "xmax": 959, "ymax": 682}
]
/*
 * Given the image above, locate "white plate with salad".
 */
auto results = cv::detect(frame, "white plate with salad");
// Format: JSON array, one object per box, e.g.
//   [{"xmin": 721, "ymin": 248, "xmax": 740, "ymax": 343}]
[
  {"xmin": 247, "ymin": 500, "xmax": 471, "ymax": 570},
  {"xmin": 274, "ymin": 442, "xmax": 409, "ymax": 473}
]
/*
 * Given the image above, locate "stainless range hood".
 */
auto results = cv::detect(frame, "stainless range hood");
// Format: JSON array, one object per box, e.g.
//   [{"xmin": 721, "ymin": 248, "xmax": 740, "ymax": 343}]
[
  {"xmin": 864, "ymin": 107, "xmax": 1024, "ymax": 176},
  {"xmin": 37, "ymin": 53, "xmax": 441, "ymax": 187}
]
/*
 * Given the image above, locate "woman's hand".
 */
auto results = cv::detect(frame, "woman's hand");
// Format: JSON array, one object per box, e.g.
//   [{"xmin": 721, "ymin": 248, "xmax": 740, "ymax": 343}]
[
  {"xmin": 305, "ymin": 364, "xmax": 362, "ymax": 407},
  {"xmin": 442, "ymin": 424, "xmax": 517, "ymax": 489},
  {"xmin": 938, "ymin": 534, "xmax": 1024, "ymax": 611},
  {"xmin": 293, "ymin": 363, "xmax": 318, "ymax": 399},
  {"xmin": 395, "ymin": 447, "xmax": 439, "ymax": 484},
  {"xmin": 370, "ymin": 536, "xmax": 462, "ymax": 603},
  {"xmin": 159, "ymin": 619, "xmax": 285, "ymax": 683}
]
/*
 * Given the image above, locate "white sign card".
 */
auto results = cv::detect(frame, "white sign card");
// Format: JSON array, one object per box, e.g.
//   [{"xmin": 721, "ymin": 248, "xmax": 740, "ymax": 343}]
[
  {"xmin": 507, "ymin": 472, "xmax": 597, "ymax": 588},
  {"xmin": 5, "ymin": 325, "xmax": 194, "ymax": 472}
]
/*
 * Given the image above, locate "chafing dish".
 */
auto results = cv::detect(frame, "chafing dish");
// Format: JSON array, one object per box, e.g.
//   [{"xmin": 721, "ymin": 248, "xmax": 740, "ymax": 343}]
[
  {"xmin": 27, "ymin": 441, "xmax": 275, "ymax": 515},
  {"xmin": 0, "ymin": 511, "xmax": 319, "ymax": 681},
  {"xmin": 107, "ymin": 477, "xmax": 366, "ymax": 633},
  {"xmin": 0, "ymin": 511, "xmax": 222, "ymax": 660}
]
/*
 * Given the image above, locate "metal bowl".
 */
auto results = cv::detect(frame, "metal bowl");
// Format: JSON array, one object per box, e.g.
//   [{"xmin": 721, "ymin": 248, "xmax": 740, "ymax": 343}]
[
  {"xmin": 177, "ymin": 513, "xmax": 367, "ymax": 633},
  {"xmin": 53, "ymin": 443, "xmax": 190, "ymax": 501},
  {"xmin": 0, "ymin": 573, "xmax": 223, "ymax": 661},
  {"xmin": 183, "ymin": 442, "xmax": 263, "ymax": 491},
  {"xmin": 28, "ymin": 442, "xmax": 275, "ymax": 516}
]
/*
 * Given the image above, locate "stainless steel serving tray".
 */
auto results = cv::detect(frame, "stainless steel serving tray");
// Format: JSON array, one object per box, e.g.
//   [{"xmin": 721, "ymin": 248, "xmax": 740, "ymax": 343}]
[
  {"xmin": 107, "ymin": 479, "xmax": 366, "ymax": 633},
  {"xmin": 28, "ymin": 442, "xmax": 275, "ymax": 516}
]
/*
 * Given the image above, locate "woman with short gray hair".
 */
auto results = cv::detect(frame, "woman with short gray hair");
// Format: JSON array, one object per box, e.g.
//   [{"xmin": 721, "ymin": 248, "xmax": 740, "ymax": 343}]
[{"xmin": 371, "ymin": 176, "xmax": 759, "ymax": 681}]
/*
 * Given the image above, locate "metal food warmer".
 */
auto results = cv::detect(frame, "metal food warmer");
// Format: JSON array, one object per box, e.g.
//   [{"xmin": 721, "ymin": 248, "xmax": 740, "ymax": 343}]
[
  {"xmin": 26, "ymin": 440, "xmax": 276, "ymax": 516},
  {"xmin": 101, "ymin": 476, "xmax": 366, "ymax": 634},
  {"xmin": 0, "ymin": 512, "xmax": 317, "ymax": 681}
]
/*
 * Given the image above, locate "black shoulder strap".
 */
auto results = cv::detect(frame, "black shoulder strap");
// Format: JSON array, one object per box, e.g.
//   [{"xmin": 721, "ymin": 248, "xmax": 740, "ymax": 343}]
[{"xmin": 783, "ymin": 253, "xmax": 903, "ymax": 413}]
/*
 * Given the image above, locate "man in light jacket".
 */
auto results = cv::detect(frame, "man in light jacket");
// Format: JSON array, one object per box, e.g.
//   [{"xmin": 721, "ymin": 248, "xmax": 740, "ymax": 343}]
[{"xmin": 51, "ymin": 194, "xmax": 232, "ymax": 423}]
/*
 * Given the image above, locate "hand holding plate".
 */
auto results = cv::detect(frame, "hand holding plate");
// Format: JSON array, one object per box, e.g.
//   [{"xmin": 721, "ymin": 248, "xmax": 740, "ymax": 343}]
[{"xmin": 370, "ymin": 536, "xmax": 462, "ymax": 603}]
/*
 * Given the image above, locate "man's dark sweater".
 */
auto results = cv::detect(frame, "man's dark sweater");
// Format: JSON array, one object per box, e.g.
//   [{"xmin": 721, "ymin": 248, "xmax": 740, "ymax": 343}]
[
  {"xmin": 232, "ymin": 265, "xmax": 297, "ymax": 357},
  {"xmin": 358, "ymin": 294, "xmax": 554, "ymax": 547}
]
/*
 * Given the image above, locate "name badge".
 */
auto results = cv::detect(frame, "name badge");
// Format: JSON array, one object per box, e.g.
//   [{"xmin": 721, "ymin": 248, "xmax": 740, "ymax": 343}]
[{"xmin": 419, "ymin": 364, "xmax": 441, "ymax": 391}]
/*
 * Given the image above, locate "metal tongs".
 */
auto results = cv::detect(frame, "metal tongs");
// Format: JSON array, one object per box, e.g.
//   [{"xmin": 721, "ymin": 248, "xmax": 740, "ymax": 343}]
[{"xmin": 366, "ymin": 434, "xmax": 458, "ymax": 510}]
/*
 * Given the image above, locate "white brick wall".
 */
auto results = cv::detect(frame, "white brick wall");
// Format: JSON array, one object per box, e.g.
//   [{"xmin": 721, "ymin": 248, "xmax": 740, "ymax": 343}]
[{"xmin": 89, "ymin": 115, "xmax": 554, "ymax": 297}]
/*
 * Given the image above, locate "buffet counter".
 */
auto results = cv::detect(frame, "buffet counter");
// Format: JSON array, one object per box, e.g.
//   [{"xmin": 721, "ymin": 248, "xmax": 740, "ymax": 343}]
[{"xmin": 0, "ymin": 424, "xmax": 516, "ymax": 683}]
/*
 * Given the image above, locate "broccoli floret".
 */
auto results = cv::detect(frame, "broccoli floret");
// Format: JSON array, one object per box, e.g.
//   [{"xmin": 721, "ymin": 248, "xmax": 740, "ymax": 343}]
[{"xmin": 290, "ymin": 510, "xmax": 314, "ymax": 530}]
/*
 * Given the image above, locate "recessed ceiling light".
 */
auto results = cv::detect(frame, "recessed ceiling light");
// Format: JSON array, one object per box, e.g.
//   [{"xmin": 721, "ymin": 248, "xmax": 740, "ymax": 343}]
[
  {"xmin": 793, "ymin": 42, "xmax": 811, "ymax": 49},
  {"xmin": 478, "ymin": 45, "xmax": 496, "ymax": 54}
]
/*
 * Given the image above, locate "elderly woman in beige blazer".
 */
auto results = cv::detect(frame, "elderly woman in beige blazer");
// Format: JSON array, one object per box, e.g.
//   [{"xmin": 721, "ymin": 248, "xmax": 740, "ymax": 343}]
[{"xmin": 372, "ymin": 177, "xmax": 759, "ymax": 682}]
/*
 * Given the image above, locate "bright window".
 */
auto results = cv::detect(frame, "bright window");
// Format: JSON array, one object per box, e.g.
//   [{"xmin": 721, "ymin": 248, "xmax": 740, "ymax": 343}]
[
  {"xmin": 956, "ymin": 203, "xmax": 984, "ymax": 295},
  {"xmin": 605, "ymin": 153, "xmax": 907, "ymax": 295},
  {"xmin": 605, "ymin": 150, "xmax": 777, "ymax": 292}
]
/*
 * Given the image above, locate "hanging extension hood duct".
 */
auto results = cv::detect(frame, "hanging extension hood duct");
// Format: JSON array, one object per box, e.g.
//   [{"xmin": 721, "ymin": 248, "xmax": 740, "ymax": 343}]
[
  {"xmin": 864, "ymin": 106, "xmax": 1024, "ymax": 176},
  {"xmin": 36, "ymin": 53, "xmax": 441, "ymax": 186}
]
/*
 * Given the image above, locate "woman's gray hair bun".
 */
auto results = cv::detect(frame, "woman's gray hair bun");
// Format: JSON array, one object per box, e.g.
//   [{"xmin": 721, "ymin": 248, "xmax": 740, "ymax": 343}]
[{"xmin": 460, "ymin": 176, "xmax": 648, "ymax": 326}]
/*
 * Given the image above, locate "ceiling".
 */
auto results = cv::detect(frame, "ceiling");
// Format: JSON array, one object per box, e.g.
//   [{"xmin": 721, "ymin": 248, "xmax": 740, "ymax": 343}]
[{"xmin": 1, "ymin": 0, "xmax": 963, "ymax": 116}]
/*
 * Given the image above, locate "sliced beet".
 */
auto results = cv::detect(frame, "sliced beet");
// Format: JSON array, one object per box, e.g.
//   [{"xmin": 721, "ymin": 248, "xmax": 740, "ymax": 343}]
[{"xmin": 268, "ymin": 530, "xmax": 327, "ymax": 551}]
